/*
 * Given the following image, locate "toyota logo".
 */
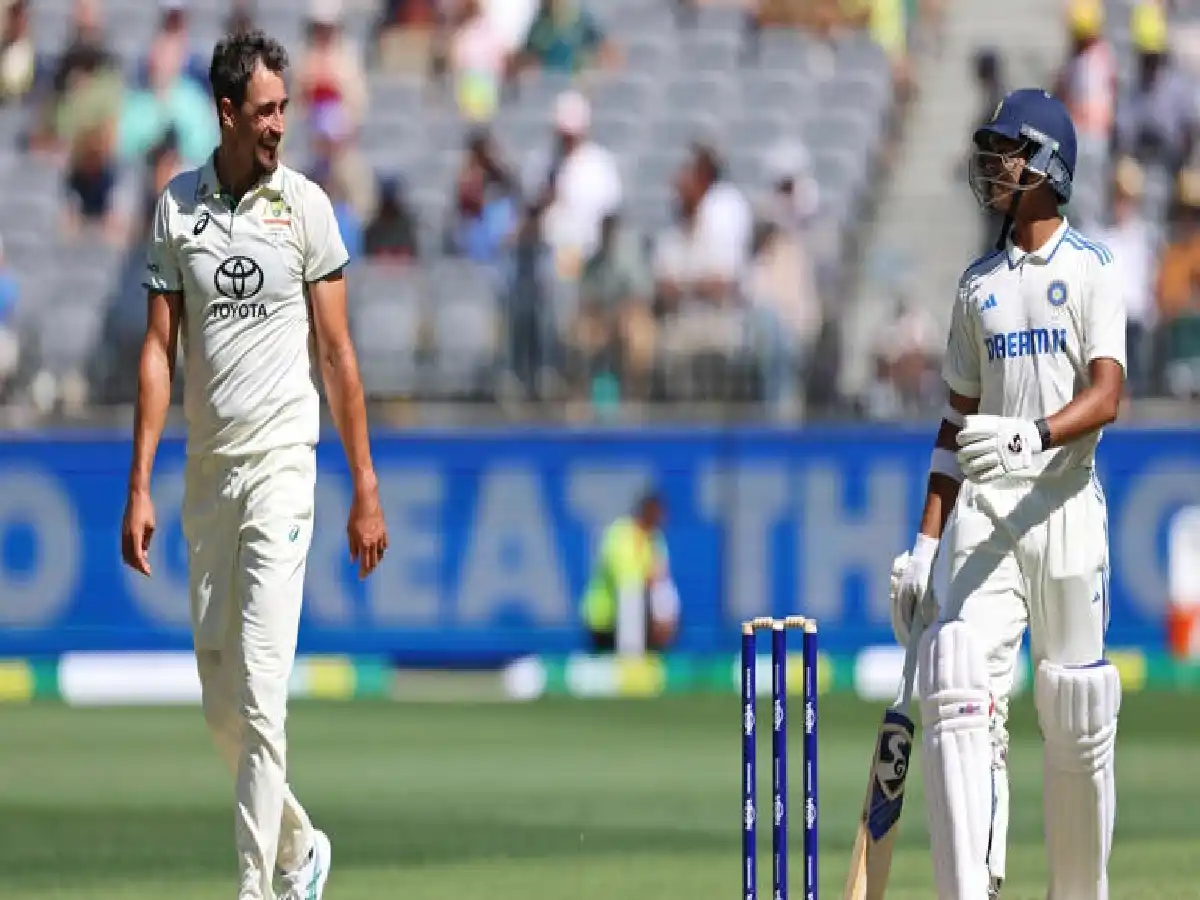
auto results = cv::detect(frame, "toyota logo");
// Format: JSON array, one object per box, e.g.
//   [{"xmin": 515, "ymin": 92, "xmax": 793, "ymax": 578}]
[{"xmin": 214, "ymin": 256, "xmax": 264, "ymax": 301}]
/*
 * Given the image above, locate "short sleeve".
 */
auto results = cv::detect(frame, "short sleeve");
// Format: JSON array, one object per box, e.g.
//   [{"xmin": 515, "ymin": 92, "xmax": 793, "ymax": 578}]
[
  {"xmin": 1082, "ymin": 257, "xmax": 1128, "ymax": 373},
  {"xmin": 143, "ymin": 188, "xmax": 183, "ymax": 293},
  {"xmin": 941, "ymin": 276, "xmax": 982, "ymax": 398},
  {"xmin": 301, "ymin": 181, "xmax": 350, "ymax": 283}
]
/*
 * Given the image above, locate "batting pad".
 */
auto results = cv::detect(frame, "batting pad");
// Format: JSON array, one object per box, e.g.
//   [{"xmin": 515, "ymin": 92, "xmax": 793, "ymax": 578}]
[
  {"xmin": 917, "ymin": 621, "xmax": 993, "ymax": 900},
  {"xmin": 1035, "ymin": 660, "xmax": 1121, "ymax": 900}
]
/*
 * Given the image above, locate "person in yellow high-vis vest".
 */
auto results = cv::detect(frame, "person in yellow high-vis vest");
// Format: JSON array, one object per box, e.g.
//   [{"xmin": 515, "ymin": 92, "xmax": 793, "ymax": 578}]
[{"xmin": 580, "ymin": 492, "xmax": 680, "ymax": 654}]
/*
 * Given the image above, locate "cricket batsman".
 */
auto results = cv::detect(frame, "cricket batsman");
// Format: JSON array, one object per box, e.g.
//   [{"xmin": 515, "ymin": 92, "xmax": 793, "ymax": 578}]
[
  {"xmin": 889, "ymin": 89, "xmax": 1125, "ymax": 900},
  {"xmin": 120, "ymin": 30, "xmax": 388, "ymax": 900}
]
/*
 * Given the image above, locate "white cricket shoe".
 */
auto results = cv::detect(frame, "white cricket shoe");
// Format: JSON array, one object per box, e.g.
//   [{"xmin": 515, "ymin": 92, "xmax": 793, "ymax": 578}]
[{"xmin": 278, "ymin": 830, "xmax": 331, "ymax": 900}]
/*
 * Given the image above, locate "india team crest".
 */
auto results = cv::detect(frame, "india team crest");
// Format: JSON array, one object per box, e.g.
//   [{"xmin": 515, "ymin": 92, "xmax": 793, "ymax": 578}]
[{"xmin": 1047, "ymin": 280, "xmax": 1069, "ymax": 307}]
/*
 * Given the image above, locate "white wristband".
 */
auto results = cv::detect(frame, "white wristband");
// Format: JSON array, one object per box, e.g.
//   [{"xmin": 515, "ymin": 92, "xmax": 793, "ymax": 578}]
[
  {"xmin": 930, "ymin": 446, "xmax": 963, "ymax": 483},
  {"xmin": 912, "ymin": 532, "xmax": 940, "ymax": 565}
]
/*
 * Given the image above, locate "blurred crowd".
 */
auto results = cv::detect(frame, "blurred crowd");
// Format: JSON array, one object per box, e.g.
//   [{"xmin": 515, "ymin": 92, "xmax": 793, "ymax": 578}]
[
  {"xmin": 14, "ymin": 0, "xmax": 1190, "ymax": 425},
  {"xmin": 964, "ymin": 0, "xmax": 1200, "ymax": 402}
]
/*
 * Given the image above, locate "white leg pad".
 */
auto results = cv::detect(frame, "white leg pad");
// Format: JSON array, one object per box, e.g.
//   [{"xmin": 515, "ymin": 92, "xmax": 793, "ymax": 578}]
[
  {"xmin": 1035, "ymin": 660, "xmax": 1121, "ymax": 900},
  {"xmin": 918, "ymin": 621, "xmax": 994, "ymax": 900}
]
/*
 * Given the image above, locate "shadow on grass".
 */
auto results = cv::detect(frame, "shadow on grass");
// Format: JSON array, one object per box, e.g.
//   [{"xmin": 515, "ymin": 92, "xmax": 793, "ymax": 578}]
[{"xmin": 1, "ymin": 803, "xmax": 737, "ymax": 889}]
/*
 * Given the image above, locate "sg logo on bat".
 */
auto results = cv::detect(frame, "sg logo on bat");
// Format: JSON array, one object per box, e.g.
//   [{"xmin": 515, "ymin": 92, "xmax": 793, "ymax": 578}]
[{"xmin": 872, "ymin": 720, "xmax": 914, "ymax": 803}]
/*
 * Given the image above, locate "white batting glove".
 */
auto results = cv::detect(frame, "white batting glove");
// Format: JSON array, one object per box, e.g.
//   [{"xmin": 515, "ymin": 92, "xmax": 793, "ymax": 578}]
[
  {"xmin": 955, "ymin": 414, "xmax": 1044, "ymax": 483},
  {"xmin": 889, "ymin": 535, "xmax": 938, "ymax": 645}
]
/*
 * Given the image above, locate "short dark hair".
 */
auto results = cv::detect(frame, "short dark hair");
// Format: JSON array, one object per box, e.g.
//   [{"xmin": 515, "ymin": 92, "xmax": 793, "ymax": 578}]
[{"xmin": 208, "ymin": 29, "xmax": 289, "ymax": 108}]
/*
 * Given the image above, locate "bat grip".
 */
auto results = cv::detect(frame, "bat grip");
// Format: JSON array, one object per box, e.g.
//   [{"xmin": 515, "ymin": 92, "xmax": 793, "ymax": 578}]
[{"xmin": 893, "ymin": 616, "xmax": 924, "ymax": 711}]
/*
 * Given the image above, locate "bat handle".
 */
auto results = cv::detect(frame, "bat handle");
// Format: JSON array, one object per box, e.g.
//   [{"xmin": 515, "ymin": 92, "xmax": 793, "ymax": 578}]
[{"xmin": 893, "ymin": 615, "xmax": 925, "ymax": 712}]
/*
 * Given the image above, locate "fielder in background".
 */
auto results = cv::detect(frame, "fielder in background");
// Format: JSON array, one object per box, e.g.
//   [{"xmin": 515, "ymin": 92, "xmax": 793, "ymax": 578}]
[
  {"xmin": 890, "ymin": 89, "xmax": 1125, "ymax": 900},
  {"xmin": 580, "ymin": 491, "xmax": 680, "ymax": 655},
  {"xmin": 120, "ymin": 30, "xmax": 388, "ymax": 900}
]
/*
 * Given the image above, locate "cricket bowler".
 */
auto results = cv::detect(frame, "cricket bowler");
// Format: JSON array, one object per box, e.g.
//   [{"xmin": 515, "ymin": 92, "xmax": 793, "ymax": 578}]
[
  {"xmin": 889, "ymin": 89, "xmax": 1125, "ymax": 900},
  {"xmin": 120, "ymin": 30, "xmax": 388, "ymax": 900}
]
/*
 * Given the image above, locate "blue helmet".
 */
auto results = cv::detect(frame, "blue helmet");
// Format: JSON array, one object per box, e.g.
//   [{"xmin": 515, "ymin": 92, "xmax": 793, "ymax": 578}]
[{"xmin": 970, "ymin": 88, "xmax": 1078, "ymax": 207}]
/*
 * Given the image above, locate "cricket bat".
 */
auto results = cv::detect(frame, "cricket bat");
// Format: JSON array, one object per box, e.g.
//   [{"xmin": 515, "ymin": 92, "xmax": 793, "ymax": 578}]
[{"xmin": 840, "ymin": 620, "xmax": 924, "ymax": 900}]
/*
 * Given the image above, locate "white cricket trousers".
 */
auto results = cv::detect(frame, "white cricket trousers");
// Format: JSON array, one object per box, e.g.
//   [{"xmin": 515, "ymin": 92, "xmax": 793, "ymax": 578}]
[
  {"xmin": 182, "ymin": 444, "xmax": 317, "ymax": 900},
  {"xmin": 934, "ymin": 465, "xmax": 1110, "ymax": 884}
]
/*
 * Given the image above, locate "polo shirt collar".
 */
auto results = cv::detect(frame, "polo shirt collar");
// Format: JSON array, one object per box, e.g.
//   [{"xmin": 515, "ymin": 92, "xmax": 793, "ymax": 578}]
[
  {"xmin": 1006, "ymin": 216, "xmax": 1070, "ymax": 268},
  {"xmin": 194, "ymin": 152, "xmax": 285, "ymax": 204}
]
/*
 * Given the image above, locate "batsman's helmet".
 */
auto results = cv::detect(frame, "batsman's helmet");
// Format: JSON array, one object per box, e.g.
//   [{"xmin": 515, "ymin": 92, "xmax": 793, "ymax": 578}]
[{"xmin": 969, "ymin": 88, "xmax": 1078, "ymax": 207}]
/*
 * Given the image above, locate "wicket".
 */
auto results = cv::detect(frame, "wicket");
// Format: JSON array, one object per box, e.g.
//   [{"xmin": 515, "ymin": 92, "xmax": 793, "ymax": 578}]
[{"xmin": 741, "ymin": 616, "xmax": 819, "ymax": 900}]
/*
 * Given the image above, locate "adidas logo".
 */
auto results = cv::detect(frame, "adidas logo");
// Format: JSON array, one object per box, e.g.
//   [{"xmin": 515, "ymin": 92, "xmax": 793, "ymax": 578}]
[{"xmin": 980, "ymin": 294, "xmax": 998, "ymax": 312}]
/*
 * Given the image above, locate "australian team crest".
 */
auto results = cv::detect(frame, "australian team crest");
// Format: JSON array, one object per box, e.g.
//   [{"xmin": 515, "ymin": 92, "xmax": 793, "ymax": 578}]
[
  {"xmin": 263, "ymin": 196, "xmax": 292, "ymax": 225},
  {"xmin": 1047, "ymin": 280, "xmax": 1069, "ymax": 307}
]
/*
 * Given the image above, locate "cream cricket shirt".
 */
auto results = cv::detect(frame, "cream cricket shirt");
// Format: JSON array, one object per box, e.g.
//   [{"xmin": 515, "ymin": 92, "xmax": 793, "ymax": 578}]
[
  {"xmin": 942, "ymin": 218, "xmax": 1127, "ymax": 477},
  {"xmin": 143, "ymin": 156, "xmax": 349, "ymax": 458}
]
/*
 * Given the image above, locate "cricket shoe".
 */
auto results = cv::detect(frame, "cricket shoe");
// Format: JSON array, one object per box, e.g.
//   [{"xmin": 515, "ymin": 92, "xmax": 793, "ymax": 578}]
[{"xmin": 278, "ymin": 830, "xmax": 331, "ymax": 900}]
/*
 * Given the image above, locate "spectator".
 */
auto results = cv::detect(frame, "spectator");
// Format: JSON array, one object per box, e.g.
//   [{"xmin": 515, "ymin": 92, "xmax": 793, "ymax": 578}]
[
  {"xmin": 44, "ymin": 41, "xmax": 129, "ymax": 239},
  {"xmin": 448, "ymin": 0, "xmax": 509, "ymax": 123},
  {"xmin": 653, "ymin": 142, "xmax": 754, "ymax": 311},
  {"xmin": 1115, "ymin": 1, "xmax": 1196, "ymax": 176},
  {"xmin": 0, "ymin": 0, "xmax": 34, "ymax": 106},
  {"xmin": 1054, "ymin": 0, "xmax": 1116, "ymax": 143},
  {"xmin": 864, "ymin": 299, "xmax": 942, "ymax": 418},
  {"xmin": 742, "ymin": 214, "xmax": 822, "ymax": 417},
  {"xmin": 0, "ymin": 236, "xmax": 19, "ymax": 397},
  {"xmin": 516, "ymin": 0, "xmax": 617, "ymax": 78},
  {"xmin": 136, "ymin": 0, "xmax": 208, "ymax": 92},
  {"xmin": 761, "ymin": 140, "xmax": 820, "ymax": 233},
  {"xmin": 54, "ymin": 0, "xmax": 109, "ymax": 77},
  {"xmin": 296, "ymin": 0, "xmax": 369, "ymax": 138},
  {"xmin": 63, "ymin": 120, "xmax": 129, "ymax": 240},
  {"xmin": 445, "ymin": 130, "xmax": 518, "ymax": 286},
  {"xmin": 364, "ymin": 174, "xmax": 420, "ymax": 262},
  {"xmin": 1094, "ymin": 157, "xmax": 1161, "ymax": 396},
  {"xmin": 1054, "ymin": 0, "xmax": 1116, "ymax": 228},
  {"xmin": 118, "ymin": 37, "xmax": 217, "ymax": 167},
  {"xmin": 27, "ymin": 0, "xmax": 116, "ymax": 154},
  {"xmin": 652, "ymin": 144, "xmax": 755, "ymax": 400},
  {"xmin": 528, "ymin": 90, "xmax": 622, "ymax": 281},
  {"xmin": 570, "ymin": 211, "xmax": 655, "ymax": 400},
  {"xmin": 1157, "ymin": 167, "xmax": 1200, "ymax": 397}
]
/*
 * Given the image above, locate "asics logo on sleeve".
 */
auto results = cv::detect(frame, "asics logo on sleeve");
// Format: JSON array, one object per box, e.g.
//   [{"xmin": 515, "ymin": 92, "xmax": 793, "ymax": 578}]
[{"xmin": 985, "ymin": 328, "xmax": 1068, "ymax": 361}]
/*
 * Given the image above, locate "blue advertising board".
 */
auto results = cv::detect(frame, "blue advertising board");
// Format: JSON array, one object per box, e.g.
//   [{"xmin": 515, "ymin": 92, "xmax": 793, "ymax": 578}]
[{"xmin": 0, "ymin": 426, "xmax": 1196, "ymax": 662}]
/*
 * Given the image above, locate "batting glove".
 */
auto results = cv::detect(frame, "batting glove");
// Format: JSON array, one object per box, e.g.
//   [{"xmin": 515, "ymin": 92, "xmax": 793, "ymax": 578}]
[
  {"xmin": 955, "ymin": 414, "xmax": 1044, "ymax": 484},
  {"xmin": 889, "ymin": 534, "xmax": 938, "ymax": 645}
]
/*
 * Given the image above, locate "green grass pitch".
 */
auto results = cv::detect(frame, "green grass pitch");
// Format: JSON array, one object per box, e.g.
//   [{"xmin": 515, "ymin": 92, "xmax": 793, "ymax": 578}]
[{"xmin": 2, "ymin": 693, "xmax": 1198, "ymax": 899}]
